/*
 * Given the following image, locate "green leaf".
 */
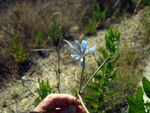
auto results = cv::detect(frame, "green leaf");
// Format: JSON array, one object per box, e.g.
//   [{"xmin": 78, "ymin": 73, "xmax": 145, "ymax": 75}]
[
  {"xmin": 97, "ymin": 61, "xmax": 101, "ymax": 66},
  {"xmin": 111, "ymin": 72, "xmax": 117, "ymax": 80},
  {"xmin": 142, "ymin": 77, "xmax": 150, "ymax": 98},
  {"xmin": 105, "ymin": 34, "xmax": 113, "ymax": 46},
  {"xmin": 100, "ymin": 47, "xmax": 109, "ymax": 59},
  {"xmin": 88, "ymin": 84, "xmax": 99, "ymax": 92},
  {"xmin": 143, "ymin": 102, "xmax": 150, "ymax": 107},
  {"xmin": 90, "ymin": 101, "xmax": 99, "ymax": 108},
  {"xmin": 111, "ymin": 63, "xmax": 119, "ymax": 72},
  {"xmin": 94, "ymin": 73, "xmax": 103, "ymax": 81},
  {"xmin": 127, "ymin": 105, "xmax": 133, "ymax": 113},
  {"xmin": 136, "ymin": 86, "xmax": 144, "ymax": 106},
  {"xmin": 129, "ymin": 95, "xmax": 136, "ymax": 102},
  {"xmin": 37, "ymin": 88, "xmax": 42, "ymax": 99},
  {"xmin": 126, "ymin": 97, "xmax": 145, "ymax": 113},
  {"xmin": 95, "ymin": 82, "xmax": 101, "ymax": 88},
  {"xmin": 113, "ymin": 54, "xmax": 120, "ymax": 63},
  {"xmin": 90, "ymin": 88, "xmax": 100, "ymax": 96},
  {"xmin": 74, "ymin": 88, "xmax": 78, "ymax": 94},
  {"xmin": 84, "ymin": 96, "xmax": 96, "ymax": 101}
]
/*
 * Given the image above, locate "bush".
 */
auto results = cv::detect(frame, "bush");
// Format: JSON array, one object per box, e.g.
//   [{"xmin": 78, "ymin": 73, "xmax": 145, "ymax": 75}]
[
  {"xmin": 35, "ymin": 79, "xmax": 56, "ymax": 105},
  {"xmin": 84, "ymin": 26, "xmax": 120, "ymax": 112},
  {"xmin": 126, "ymin": 77, "xmax": 150, "ymax": 113},
  {"xmin": 48, "ymin": 19, "xmax": 61, "ymax": 46},
  {"xmin": 121, "ymin": 0, "xmax": 135, "ymax": 13},
  {"xmin": 35, "ymin": 31, "xmax": 44, "ymax": 48},
  {"xmin": 9, "ymin": 36, "xmax": 26, "ymax": 63},
  {"xmin": 83, "ymin": 19, "xmax": 96, "ymax": 35},
  {"xmin": 141, "ymin": 0, "xmax": 150, "ymax": 6},
  {"xmin": 92, "ymin": 4, "xmax": 108, "ymax": 27}
]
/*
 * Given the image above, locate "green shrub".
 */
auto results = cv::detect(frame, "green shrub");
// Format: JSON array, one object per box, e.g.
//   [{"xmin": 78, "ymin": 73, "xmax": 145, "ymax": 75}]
[
  {"xmin": 13, "ymin": 47, "xmax": 26, "ymax": 63},
  {"xmin": 35, "ymin": 31, "xmax": 44, "ymax": 48},
  {"xmin": 84, "ymin": 26, "xmax": 120, "ymax": 112},
  {"xmin": 126, "ymin": 76, "xmax": 150, "ymax": 113},
  {"xmin": 9, "ymin": 36, "xmax": 26, "ymax": 63},
  {"xmin": 122, "ymin": 0, "xmax": 135, "ymax": 13},
  {"xmin": 48, "ymin": 19, "xmax": 61, "ymax": 46},
  {"xmin": 92, "ymin": 4, "xmax": 108, "ymax": 26},
  {"xmin": 83, "ymin": 19, "xmax": 96, "ymax": 35},
  {"xmin": 141, "ymin": 0, "xmax": 150, "ymax": 6},
  {"xmin": 35, "ymin": 79, "xmax": 56, "ymax": 105},
  {"xmin": 83, "ymin": 5, "xmax": 108, "ymax": 35}
]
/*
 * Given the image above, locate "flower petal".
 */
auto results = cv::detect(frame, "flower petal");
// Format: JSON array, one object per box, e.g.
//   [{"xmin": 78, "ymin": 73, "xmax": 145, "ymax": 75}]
[
  {"xmin": 69, "ymin": 44, "xmax": 80, "ymax": 55},
  {"xmin": 81, "ymin": 58, "xmax": 84, "ymax": 67},
  {"xmin": 81, "ymin": 40, "xmax": 88, "ymax": 49},
  {"xmin": 85, "ymin": 45, "xmax": 97, "ymax": 54},
  {"xmin": 71, "ymin": 55, "xmax": 81, "ymax": 60},
  {"xmin": 76, "ymin": 40, "xmax": 81, "ymax": 53}
]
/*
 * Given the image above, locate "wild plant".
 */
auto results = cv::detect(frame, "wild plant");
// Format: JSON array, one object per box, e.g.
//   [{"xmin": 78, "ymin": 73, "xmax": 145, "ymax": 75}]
[
  {"xmin": 63, "ymin": 38, "xmax": 110, "ymax": 113},
  {"xmin": 140, "ymin": 7, "xmax": 150, "ymax": 45},
  {"xmin": 122, "ymin": 0, "xmax": 135, "ymax": 13},
  {"xmin": 35, "ymin": 31, "xmax": 44, "ymax": 48},
  {"xmin": 141, "ymin": 0, "xmax": 150, "ymax": 6},
  {"xmin": 35, "ymin": 79, "xmax": 56, "ymax": 105},
  {"xmin": 34, "ymin": 0, "xmax": 82, "ymax": 94},
  {"xmin": 126, "ymin": 76, "xmax": 150, "ymax": 113},
  {"xmin": 92, "ymin": 4, "xmax": 108, "ymax": 27},
  {"xmin": 48, "ymin": 19, "xmax": 61, "ymax": 46},
  {"xmin": 83, "ymin": 19, "xmax": 96, "ymax": 35},
  {"xmin": 9, "ymin": 36, "xmax": 26, "ymax": 63},
  {"xmin": 5, "ymin": 78, "xmax": 55, "ymax": 112},
  {"xmin": 83, "ymin": 26, "xmax": 120, "ymax": 112},
  {"xmin": 83, "ymin": 5, "xmax": 107, "ymax": 35}
]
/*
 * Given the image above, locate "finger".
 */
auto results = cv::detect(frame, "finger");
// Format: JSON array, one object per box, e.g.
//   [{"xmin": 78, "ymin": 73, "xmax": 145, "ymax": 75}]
[
  {"xmin": 76, "ymin": 106, "xmax": 85, "ymax": 113},
  {"xmin": 47, "ymin": 94, "xmax": 81, "ymax": 108},
  {"xmin": 33, "ymin": 94, "xmax": 81, "ymax": 111},
  {"xmin": 60, "ymin": 105, "xmax": 85, "ymax": 113},
  {"xmin": 61, "ymin": 104, "xmax": 76, "ymax": 113}
]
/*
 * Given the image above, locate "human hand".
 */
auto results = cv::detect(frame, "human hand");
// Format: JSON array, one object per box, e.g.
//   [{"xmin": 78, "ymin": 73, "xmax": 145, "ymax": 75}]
[{"xmin": 31, "ymin": 94, "xmax": 85, "ymax": 113}]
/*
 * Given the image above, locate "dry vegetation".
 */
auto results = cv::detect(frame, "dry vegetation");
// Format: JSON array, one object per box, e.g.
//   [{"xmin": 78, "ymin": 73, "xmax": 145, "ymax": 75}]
[{"xmin": 0, "ymin": 0, "xmax": 123, "ymax": 84}]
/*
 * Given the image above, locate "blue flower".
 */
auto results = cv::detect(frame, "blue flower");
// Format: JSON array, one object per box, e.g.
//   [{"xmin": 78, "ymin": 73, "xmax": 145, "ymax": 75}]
[{"xmin": 65, "ymin": 40, "xmax": 96, "ymax": 67}]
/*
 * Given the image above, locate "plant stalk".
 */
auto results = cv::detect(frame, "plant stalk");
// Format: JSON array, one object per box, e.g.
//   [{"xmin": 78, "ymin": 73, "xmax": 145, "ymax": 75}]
[
  {"xmin": 81, "ymin": 57, "xmax": 110, "ymax": 92},
  {"xmin": 57, "ymin": 0, "xmax": 70, "ymax": 93}
]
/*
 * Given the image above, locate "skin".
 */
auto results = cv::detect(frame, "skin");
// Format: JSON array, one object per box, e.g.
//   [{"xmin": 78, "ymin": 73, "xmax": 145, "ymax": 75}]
[{"xmin": 31, "ymin": 94, "xmax": 85, "ymax": 113}]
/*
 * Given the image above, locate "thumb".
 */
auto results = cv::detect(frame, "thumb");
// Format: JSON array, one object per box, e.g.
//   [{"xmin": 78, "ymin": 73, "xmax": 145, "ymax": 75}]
[{"xmin": 61, "ymin": 104, "xmax": 76, "ymax": 113}]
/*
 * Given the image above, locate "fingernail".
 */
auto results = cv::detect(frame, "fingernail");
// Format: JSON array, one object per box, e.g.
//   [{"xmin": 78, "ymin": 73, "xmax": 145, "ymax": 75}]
[{"xmin": 68, "ymin": 104, "xmax": 76, "ymax": 113}]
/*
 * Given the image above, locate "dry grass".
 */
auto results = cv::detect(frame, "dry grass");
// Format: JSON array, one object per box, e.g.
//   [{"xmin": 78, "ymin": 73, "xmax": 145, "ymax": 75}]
[
  {"xmin": 0, "ymin": 1, "xmax": 53, "ymax": 82},
  {"xmin": 139, "ymin": 6, "xmax": 150, "ymax": 46},
  {"xmin": 105, "ymin": 43, "xmax": 144, "ymax": 111},
  {"xmin": 0, "ymin": 0, "xmax": 122, "ymax": 84}
]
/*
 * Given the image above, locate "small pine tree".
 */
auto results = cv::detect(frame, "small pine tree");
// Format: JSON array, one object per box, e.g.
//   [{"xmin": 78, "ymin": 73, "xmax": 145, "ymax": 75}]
[
  {"xmin": 9, "ymin": 36, "xmax": 26, "ymax": 63},
  {"xmin": 35, "ymin": 31, "xmax": 43, "ymax": 48},
  {"xmin": 48, "ymin": 19, "xmax": 61, "ymax": 46},
  {"xmin": 83, "ymin": 19, "xmax": 96, "ymax": 35}
]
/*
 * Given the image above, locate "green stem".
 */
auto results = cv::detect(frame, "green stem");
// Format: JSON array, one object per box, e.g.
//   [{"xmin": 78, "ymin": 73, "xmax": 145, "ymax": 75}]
[
  {"xmin": 57, "ymin": 0, "xmax": 70, "ymax": 93},
  {"xmin": 79, "ymin": 62, "xmax": 85, "ymax": 93},
  {"xmin": 78, "ymin": 94, "xmax": 89, "ymax": 113},
  {"xmin": 74, "ymin": 62, "xmax": 85, "ymax": 103},
  {"xmin": 57, "ymin": 49, "xmax": 61, "ymax": 93}
]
